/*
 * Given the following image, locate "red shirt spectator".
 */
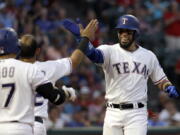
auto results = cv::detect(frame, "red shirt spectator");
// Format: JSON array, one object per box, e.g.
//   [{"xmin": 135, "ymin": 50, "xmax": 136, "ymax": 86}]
[
  {"xmin": 116, "ymin": 0, "xmax": 135, "ymax": 7},
  {"xmin": 164, "ymin": 12, "xmax": 180, "ymax": 36},
  {"xmin": 175, "ymin": 59, "xmax": 180, "ymax": 74},
  {"xmin": 163, "ymin": 1, "xmax": 180, "ymax": 36}
]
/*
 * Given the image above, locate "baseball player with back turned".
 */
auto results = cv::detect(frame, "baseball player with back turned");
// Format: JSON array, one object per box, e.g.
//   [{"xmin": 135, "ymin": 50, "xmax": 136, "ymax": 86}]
[
  {"xmin": 18, "ymin": 19, "xmax": 98, "ymax": 135},
  {"xmin": 0, "ymin": 28, "xmax": 77, "ymax": 135},
  {"xmin": 62, "ymin": 14, "xmax": 180, "ymax": 135}
]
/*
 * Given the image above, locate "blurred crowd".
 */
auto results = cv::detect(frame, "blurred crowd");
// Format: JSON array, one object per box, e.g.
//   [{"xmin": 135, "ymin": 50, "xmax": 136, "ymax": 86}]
[{"xmin": 1, "ymin": 0, "xmax": 180, "ymax": 129}]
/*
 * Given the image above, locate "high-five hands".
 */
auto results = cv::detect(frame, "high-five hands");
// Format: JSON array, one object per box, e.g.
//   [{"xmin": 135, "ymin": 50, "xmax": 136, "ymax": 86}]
[
  {"xmin": 79, "ymin": 19, "xmax": 98, "ymax": 41},
  {"xmin": 62, "ymin": 19, "xmax": 98, "ymax": 41}
]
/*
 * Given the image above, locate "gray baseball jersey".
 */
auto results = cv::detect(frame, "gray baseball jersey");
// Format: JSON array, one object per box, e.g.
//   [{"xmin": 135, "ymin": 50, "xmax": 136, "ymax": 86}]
[
  {"xmin": 0, "ymin": 58, "xmax": 49, "ymax": 125},
  {"xmin": 97, "ymin": 43, "xmax": 166, "ymax": 103}
]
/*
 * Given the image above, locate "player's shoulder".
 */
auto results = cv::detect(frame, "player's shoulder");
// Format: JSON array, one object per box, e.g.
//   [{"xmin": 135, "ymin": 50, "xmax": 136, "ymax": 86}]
[
  {"xmin": 8, "ymin": 59, "xmax": 38, "ymax": 74},
  {"xmin": 139, "ymin": 46, "xmax": 155, "ymax": 55},
  {"xmin": 34, "ymin": 59, "xmax": 62, "ymax": 67},
  {"xmin": 10, "ymin": 58, "xmax": 34, "ymax": 66},
  {"xmin": 139, "ymin": 46, "xmax": 157, "ymax": 58},
  {"xmin": 97, "ymin": 43, "xmax": 119, "ymax": 50},
  {"xmin": 34, "ymin": 59, "xmax": 60, "ymax": 70},
  {"xmin": 35, "ymin": 58, "xmax": 70, "ymax": 69}
]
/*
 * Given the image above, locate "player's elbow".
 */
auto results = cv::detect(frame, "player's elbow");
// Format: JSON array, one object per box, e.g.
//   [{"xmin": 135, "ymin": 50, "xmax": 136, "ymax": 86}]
[
  {"xmin": 36, "ymin": 83, "xmax": 66, "ymax": 105},
  {"xmin": 70, "ymin": 57, "xmax": 78, "ymax": 69}
]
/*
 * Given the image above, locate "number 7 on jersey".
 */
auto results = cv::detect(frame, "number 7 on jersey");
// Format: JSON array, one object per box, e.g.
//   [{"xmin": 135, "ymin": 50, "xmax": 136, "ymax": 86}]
[{"xmin": 0, "ymin": 83, "xmax": 15, "ymax": 108}]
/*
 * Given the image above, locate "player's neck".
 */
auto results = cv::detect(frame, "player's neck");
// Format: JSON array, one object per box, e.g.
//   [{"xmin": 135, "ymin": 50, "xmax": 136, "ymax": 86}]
[
  {"xmin": 20, "ymin": 57, "xmax": 36, "ymax": 63},
  {"xmin": 0, "ymin": 54, "xmax": 16, "ymax": 59},
  {"xmin": 126, "ymin": 43, "xmax": 138, "ymax": 52}
]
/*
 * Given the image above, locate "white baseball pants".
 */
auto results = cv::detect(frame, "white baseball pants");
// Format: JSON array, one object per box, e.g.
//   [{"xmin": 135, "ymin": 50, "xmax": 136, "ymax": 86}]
[
  {"xmin": 103, "ymin": 107, "xmax": 148, "ymax": 135},
  {"xmin": 0, "ymin": 123, "xmax": 33, "ymax": 135},
  {"xmin": 34, "ymin": 120, "xmax": 47, "ymax": 135}
]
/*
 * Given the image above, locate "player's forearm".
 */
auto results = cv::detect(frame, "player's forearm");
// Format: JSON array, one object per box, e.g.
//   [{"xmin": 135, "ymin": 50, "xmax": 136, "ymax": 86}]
[
  {"xmin": 36, "ymin": 83, "xmax": 67, "ymax": 105},
  {"xmin": 70, "ymin": 49, "xmax": 84, "ymax": 69},
  {"xmin": 77, "ymin": 37, "xmax": 104, "ymax": 64},
  {"xmin": 69, "ymin": 37, "xmax": 89, "ymax": 69}
]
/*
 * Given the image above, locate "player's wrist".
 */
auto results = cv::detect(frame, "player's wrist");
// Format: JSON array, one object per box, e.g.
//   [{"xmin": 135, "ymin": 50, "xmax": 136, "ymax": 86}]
[
  {"xmin": 163, "ymin": 82, "xmax": 172, "ymax": 91},
  {"xmin": 81, "ymin": 36, "xmax": 90, "ymax": 41},
  {"xmin": 77, "ymin": 37, "xmax": 89, "ymax": 53}
]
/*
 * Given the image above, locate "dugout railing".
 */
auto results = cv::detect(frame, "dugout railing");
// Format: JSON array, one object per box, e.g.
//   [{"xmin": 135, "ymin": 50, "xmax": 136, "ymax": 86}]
[{"xmin": 47, "ymin": 127, "xmax": 180, "ymax": 135}]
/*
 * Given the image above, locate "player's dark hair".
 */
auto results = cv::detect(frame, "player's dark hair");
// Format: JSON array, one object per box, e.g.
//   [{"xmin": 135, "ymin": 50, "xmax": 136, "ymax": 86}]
[{"xmin": 19, "ymin": 34, "xmax": 39, "ymax": 58}]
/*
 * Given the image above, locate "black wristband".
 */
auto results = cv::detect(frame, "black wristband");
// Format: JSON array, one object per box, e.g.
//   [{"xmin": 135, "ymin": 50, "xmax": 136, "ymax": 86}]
[{"xmin": 77, "ymin": 37, "xmax": 89, "ymax": 53}]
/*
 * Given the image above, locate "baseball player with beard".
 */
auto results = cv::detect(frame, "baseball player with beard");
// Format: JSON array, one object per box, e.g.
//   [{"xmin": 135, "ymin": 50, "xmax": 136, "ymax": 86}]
[
  {"xmin": 62, "ymin": 14, "xmax": 180, "ymax": 135},
  {"xmin": 18, "ymin": 19, "xmax": 98, "ymax": 135},
  {"xmin": 0, "ymin": 28, "xmax": 77, "ymax": 135}
]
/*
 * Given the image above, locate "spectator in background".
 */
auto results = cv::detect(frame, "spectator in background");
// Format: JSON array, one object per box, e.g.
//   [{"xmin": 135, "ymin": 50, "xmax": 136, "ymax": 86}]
[
  {"xmin": 175, "ymin": 58, "xmax": 180, "ymax": 89},
  {"xmin": 159, "ymin": 100, "xmax": 180, "ymax": 126},
  {"xmin": 44, "ymin": 46, "xmax": 62, "ymax": 60},
  {"xmin": 65, "ymin": 107, "xmax": 91, "ymax": 127},
  {"xmin": 88, "ymin": 91, "xmax": 105, "ymax": 124},
  {"xmin": 163, "ymin": 0, "xmax": 180, "ymax": 52},
  {"xmin": 145, "ymin": 0, "xmax": 169, "ymax": 20},
  {"xmin": 77, "ymin": 86, "xmax": 92, "ymax": 108},
  {"xmin": 35, "ymin": 8, "xmax": 54, "ymax": 33},
  {"xmin": 47, "ymin": 105, "xmax": 71, "ymax": 129},
  {"xmin": 162, "ymin": 0, "xmax": 180, "ymax": 83},
  {"xmin": 148, "ymin": 111, "xmax": 168, "ymax": 127},
  {"xmin": 0, "ymin": 2, "xmax": 17, "ymax": 28},
  {"xmin": 46, "ymin": 106, "xmax": 63, "ymax": 129},
  {"xmin": 23, "ymin": 21, "xmax": 34, "ymax": 34},
  {"xmin": 116, "ymin": 0, "xmax": 136, "ymax": 8},
  {"xmin": 94, "ymin": 109, "xmax": 106, "ymax": 127},
  {"xmin": 158, "ymin": 91, "xmax": 170, "ymax": 111}
]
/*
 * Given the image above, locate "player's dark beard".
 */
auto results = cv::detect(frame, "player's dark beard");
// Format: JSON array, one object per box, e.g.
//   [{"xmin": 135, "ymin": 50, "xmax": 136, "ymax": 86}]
[
  {"xmin": 119, "ymin": 38, "xmax": 134, "ymax": 49},
  {"xmin": 118, "ymin": 32, "xmax": 135, "ymax": 49}
]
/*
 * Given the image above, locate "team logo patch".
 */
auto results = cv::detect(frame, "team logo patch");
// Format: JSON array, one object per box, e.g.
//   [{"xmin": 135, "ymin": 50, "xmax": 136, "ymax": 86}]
[{"xmin": 122, "ymin": 18, "xmax": 128, "ymax": 24}]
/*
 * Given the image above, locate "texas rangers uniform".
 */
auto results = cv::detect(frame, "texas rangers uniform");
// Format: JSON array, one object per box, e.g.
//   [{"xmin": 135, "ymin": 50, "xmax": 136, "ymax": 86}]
[
  {"xmin": 34, "ymin": 58, "xmax": 72, "ymax": 135},
  {"xmin": 97, "ymin": 43, "xmax": 166, "ymax": 135},
  {"xmin": 0, "ymin": 59, "xmax": 49, "ymax": 135},
  {"xmin": 61, "ymin": 14, "xmax": 179, "ymax": 135}
]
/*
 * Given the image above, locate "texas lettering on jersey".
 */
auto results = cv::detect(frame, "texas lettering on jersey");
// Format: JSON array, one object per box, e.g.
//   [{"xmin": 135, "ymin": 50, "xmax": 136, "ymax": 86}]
[
  {"xmin": 97, "ymin": 43, "xmax": 166, "ymax": 103},
  {"xmin": 113, "ymin": 61, "xmax": 149, "ymax": 79}
]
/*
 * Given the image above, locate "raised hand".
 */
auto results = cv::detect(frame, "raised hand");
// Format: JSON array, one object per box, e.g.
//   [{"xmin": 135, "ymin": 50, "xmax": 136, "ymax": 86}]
[{"xmin": 79, "ymin": 19, "xmax": 98, "ymax": 41}]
